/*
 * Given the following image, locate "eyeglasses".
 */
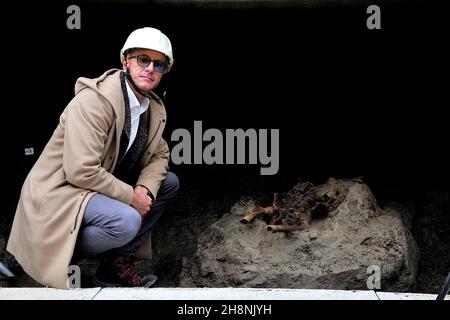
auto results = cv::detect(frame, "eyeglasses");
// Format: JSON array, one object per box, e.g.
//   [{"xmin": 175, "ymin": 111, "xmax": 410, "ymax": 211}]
[{"xmin": 128, "ymin": 54, "xmax": 168, "ymax": 73}]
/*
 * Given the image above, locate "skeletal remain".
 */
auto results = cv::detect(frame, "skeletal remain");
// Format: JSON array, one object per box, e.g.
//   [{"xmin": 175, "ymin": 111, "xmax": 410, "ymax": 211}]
[
  {"xmin": 240, "ymin": 193, "xmax": 280, "ymax": 224},
  {"xmin": 240, "ymin": 177, "xmax": 349, "ymax": 234}
]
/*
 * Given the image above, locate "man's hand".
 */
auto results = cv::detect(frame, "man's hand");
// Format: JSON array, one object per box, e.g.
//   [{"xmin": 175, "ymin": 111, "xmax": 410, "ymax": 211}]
[{"xmin": 131, "ymin": 185, "xmax": 152, "ymax": 218}]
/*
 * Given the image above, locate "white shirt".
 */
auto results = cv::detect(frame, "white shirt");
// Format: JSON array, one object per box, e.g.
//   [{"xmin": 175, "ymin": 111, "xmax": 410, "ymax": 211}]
[{"xmin": 125, "ymin": 81, "xmax": 150, "ymax": 154}]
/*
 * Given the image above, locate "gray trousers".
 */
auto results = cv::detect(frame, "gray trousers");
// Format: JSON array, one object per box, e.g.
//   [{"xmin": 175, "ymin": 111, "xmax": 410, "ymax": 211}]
[{"xmin": 75, "ymin": 172, "xmax": 179, "ymax": 258}]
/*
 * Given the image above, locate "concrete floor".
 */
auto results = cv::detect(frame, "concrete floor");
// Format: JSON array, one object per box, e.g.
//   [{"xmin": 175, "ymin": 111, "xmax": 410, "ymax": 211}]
[{"xmin": 0, "ymin": 287, "xmax": 447, "ymax": 300}]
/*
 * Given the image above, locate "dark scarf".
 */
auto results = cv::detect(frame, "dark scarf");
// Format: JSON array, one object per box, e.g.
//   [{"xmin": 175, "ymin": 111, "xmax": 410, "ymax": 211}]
[{"xmin": 113, "ymin": 72, "xmax": 149, "ymax": 183}]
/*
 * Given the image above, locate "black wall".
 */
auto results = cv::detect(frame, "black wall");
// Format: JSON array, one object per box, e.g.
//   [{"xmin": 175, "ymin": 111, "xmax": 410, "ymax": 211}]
[{"xmin": 2, "ymin": 0, "xmax": 449, "ymax": 224}]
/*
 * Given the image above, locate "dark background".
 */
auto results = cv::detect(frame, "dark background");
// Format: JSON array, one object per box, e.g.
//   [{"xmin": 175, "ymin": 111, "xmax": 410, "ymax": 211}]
[
  {"xmin": 1, "ymin": 0, "xmax": 449, "ymax": 293},
  {"xmin": 2, "ymin": 0, "xmax": 449, "ymax": 223}
]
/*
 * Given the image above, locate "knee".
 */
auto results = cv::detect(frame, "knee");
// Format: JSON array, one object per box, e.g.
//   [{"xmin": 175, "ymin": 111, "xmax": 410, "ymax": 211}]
[
  {"xmin": 114, "ymin": 208, "xmax": 142, "ymax": 244},
  {"xmin": 163, "ymin": 172, "xmax": 180, "ymax": 196}
]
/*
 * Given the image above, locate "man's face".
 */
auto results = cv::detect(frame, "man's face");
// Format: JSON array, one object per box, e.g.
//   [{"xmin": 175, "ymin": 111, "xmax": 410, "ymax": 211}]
[{"xmin": 123, "ymin": 49, "xmax": 167, "ymax": 93}]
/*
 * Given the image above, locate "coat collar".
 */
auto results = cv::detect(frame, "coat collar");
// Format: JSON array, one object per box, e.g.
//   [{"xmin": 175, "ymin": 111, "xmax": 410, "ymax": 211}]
[
  {"xmin": 75, "ymin": 69, "xmax": 166, "ymax": 169},
  {"xmin": 74, "ymin": 68, "xmax": 166, "ymax": 120}
]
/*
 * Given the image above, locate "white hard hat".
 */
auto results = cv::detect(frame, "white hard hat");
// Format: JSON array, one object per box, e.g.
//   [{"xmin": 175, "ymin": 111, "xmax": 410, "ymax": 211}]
[{"xmin": 121, "ymin": 27, "xmax": 174, "ymax": 73}]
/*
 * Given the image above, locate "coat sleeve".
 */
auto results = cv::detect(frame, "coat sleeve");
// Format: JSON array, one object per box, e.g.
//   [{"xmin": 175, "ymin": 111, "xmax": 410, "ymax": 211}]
[
  {"xmin": 136, "ymin": 137, "xmax": 170, "ymax": 200},
  {"xmin": 62, "ymin": 91, "xmax": 134, "ymax": 204}
]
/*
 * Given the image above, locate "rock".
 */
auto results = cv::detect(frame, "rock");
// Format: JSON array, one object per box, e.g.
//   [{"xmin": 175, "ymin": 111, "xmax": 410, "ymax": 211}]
[
  {"xmin": 309, "ymin": 231, "xmax": 319, "ymax": 241},
  {"xmin": 180, "ymin": 179, "xmax": 419, "ymax": 292},
  {"xmin": 383, "ymin": 200, "xmax": 415, "ymax": 231}
]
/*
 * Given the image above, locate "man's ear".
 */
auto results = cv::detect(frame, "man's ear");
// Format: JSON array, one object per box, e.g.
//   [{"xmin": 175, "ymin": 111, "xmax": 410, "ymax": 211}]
[{"xmin": 122, "ymin": 59, "xmax": 128, "ymax": 71}]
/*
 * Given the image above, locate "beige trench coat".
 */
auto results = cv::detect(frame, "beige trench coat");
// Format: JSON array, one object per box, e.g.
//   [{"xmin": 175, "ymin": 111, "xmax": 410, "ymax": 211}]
[{"xmin": 7, "ymin": 69, "xmax": 170, "ymax": 289}]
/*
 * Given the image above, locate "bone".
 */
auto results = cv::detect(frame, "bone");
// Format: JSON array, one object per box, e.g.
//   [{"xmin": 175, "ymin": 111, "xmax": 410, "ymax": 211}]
[
  {"xmin": 240, "ymin": 206, "xmax": 274, "ymax": 224},
  {"xmin": 266, "ymin": 224, "xmax": 304, "ymax": 233}
]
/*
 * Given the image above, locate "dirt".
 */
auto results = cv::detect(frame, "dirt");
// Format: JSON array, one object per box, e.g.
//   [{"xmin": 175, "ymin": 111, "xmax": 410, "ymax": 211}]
[
  {"xmin": 411, "ymin": 191, "xmax": 450, "ymax": 293},
  {"xmin": 1, "ymin": 174, "xmax": 449, "ymax": 294},
  {"xmin": 179, "ymin": 179, "xmax": 419, "ymax": 291}
]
